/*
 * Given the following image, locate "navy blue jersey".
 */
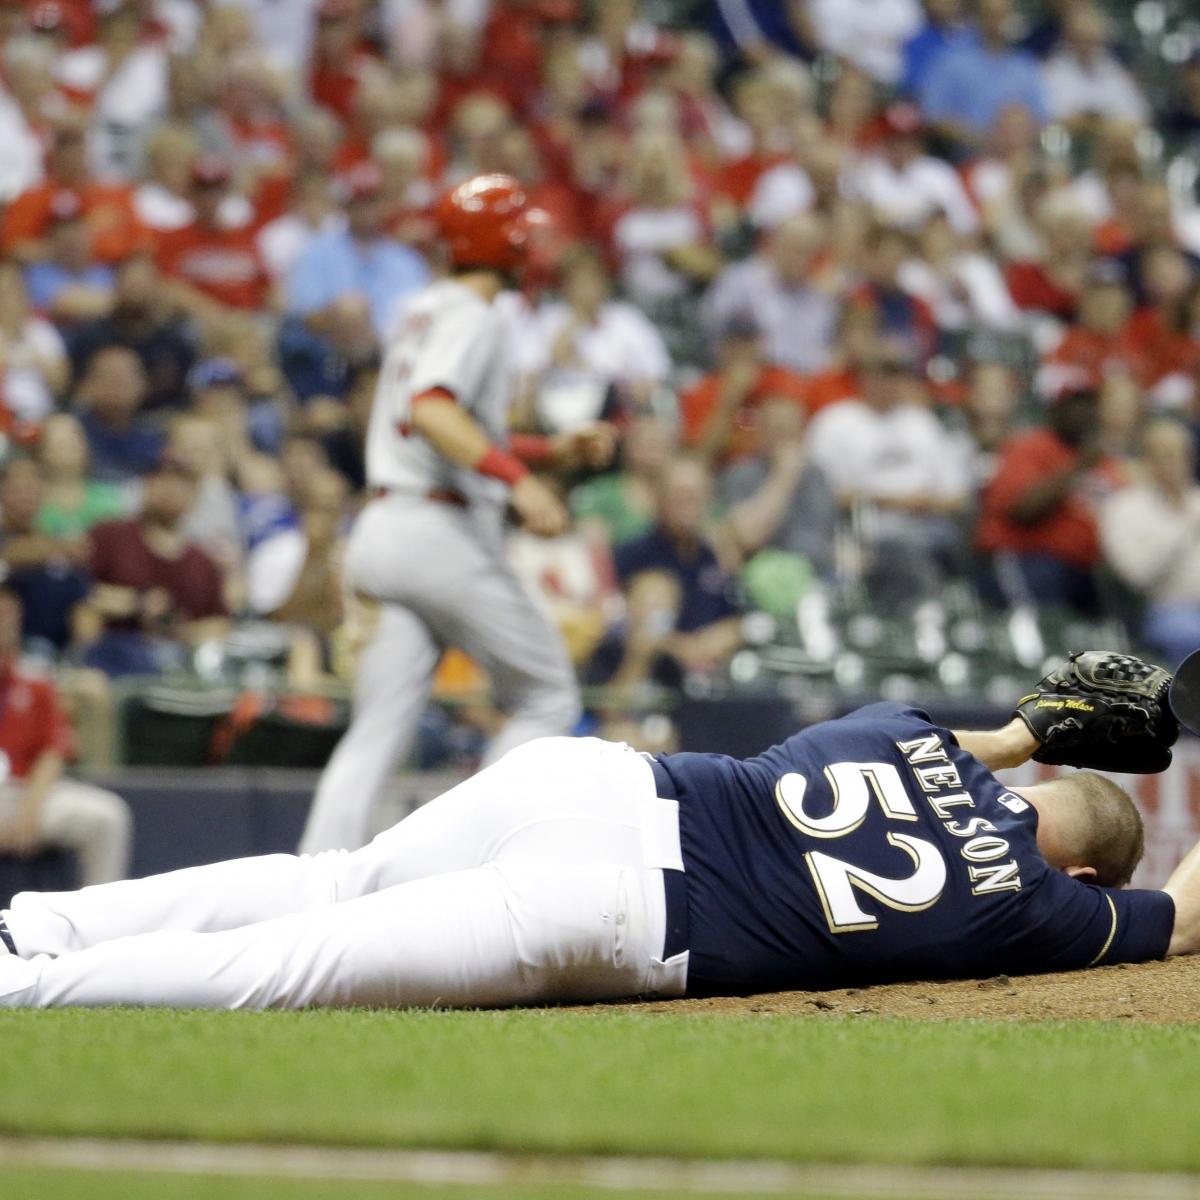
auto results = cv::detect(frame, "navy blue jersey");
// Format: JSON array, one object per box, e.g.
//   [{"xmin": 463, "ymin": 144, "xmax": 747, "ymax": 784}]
[{"xmin": 658, "ymin": 703, "xmax": 1175, "ymax": 995}]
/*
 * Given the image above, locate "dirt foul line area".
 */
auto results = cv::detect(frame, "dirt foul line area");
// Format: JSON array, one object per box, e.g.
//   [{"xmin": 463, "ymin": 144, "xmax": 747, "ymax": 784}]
[
  {"xmin": 611, "ymin": 956, "xmax": 1200, "ymax": 1023},
  {"xmin": 2, "ymin": 1137, "xmax": 1198, "ymax": 1199}
]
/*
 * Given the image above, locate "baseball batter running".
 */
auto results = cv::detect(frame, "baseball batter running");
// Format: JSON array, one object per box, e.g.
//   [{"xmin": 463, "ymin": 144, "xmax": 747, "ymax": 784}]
[
  {"xmin": 299, "ymin": 174, "xmax": 612, "ymax": 854},
  {"xmin": 2, "ymin": 652, "xmax": 1197, "ymax": 1010}
]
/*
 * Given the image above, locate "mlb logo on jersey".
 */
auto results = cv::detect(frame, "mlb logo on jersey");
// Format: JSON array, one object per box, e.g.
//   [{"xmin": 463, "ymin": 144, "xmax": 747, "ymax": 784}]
[{"xmin": 998, "ymin": 792, "xmax": 1029, "ymax": 814}]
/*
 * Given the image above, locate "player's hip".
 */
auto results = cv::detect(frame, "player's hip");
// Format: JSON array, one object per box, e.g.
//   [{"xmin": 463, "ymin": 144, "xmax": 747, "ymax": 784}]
[{"xmin": 344, "ymin": 495, "xmax": 509, "ymax": 600}]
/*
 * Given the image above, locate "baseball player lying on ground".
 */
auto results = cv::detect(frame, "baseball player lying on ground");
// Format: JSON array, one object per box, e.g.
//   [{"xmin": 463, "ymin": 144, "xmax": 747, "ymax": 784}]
[{"xmin": 0, "ymin": 653, "xmax": 1194, "ymax": 1009}]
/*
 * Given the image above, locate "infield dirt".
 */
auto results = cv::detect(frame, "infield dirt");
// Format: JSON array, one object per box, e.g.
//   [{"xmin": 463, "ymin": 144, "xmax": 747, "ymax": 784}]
[{"xmin": 617, "ymin": 955, "xmax": 1200, "ymax": 1023}]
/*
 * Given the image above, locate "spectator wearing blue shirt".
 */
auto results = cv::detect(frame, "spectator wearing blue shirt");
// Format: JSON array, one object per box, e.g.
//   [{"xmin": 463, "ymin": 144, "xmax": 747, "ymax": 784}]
[
  {"xmin": 287, "ymin": 161, "xmax": 429, "ymax": 344},
  {"xmin": 591, "ymin": 458, "xmax": 743, "ymax": 691},
  {"xmin": 900, "ymin": 0, "xmax": 979, "ymax": 98},
  {"xmin": 919, "ymin": 0, "xmax": 1047, "ymax": 150},
  {"xmin": 709, "ymin": 0, "xmax": 812, "ymax": 64},
  {"xmin": 22, "ymin": 191, "xmax": 114, "ymax": 325},
  {"xmin": 73, "ymin": 346, "xmax": 165, "ymax": 484}
]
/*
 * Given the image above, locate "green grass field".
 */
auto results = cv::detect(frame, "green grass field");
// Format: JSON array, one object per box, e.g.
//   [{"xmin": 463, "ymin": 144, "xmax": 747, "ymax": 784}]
[
  {"xmin": 0, "ymin": 1171, "xmax": 773, "ymax": 1200},
  {"xmin": 2, "ymin": 1008, "xmax": 1200, "ymax": 1197}
]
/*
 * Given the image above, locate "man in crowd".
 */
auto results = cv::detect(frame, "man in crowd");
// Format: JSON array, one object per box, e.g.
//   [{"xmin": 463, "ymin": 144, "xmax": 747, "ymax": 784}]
[
  {"xmin": 920, "ymin": 0, "xmax": 1047, "ymax": 150},
  {"xmin": 79, "ymin": 454, "xmax": 229, "ymax": 677},
  {"xmin": 0, "ymin": 588, "xmax": 130, "ymax": 887},
  {"xmin": 680, "ymin": 312, "xmax": 810, "ymax": 466},
  {"xmin": 0, "ymin": 458, "xmax": 90, "ymax": 656},
  {"xmin": 287, "ymin": 161, "xmax": 430, "ymax": 344},
  {"xmin": 806, "ymin": 338, "xmax": 967, "ymax": 607},
  {"xmin": 701, "ymin": 213, "xmax": 838, "ymax": 375},
  {"xmin": 155, "ymin": 158, "xmax": 271, "ymax": 317},
  {"xmin": 1100, "ymin": 417, "xmax": 1200, "ymax": 667},
  {"xmin": 597, "ymin": 457, "xmax": 744, "ymax": 690},
  {"xmin": 67, "ymin": 253, "xmax": 197, "ymax": 411},
  {"xmin": 72, "ymin": 345, "xmax": 165, "ymax": 484},
  {"xmin": 976, "ymin": 388, "xmax": 1124, "ymax": 615}
]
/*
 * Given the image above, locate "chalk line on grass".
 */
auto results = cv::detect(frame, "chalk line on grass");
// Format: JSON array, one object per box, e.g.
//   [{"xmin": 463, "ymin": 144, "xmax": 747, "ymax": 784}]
[{"xmin": 1, "ymin": 1137, "xmax": 1197, "ymax": 1198}]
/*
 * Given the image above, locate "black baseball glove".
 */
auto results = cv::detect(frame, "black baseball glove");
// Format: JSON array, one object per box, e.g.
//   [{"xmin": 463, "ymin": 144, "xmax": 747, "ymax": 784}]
[{"xmin": 1013, "ymin": 650, "xmax": 1178, "ymax": 774}]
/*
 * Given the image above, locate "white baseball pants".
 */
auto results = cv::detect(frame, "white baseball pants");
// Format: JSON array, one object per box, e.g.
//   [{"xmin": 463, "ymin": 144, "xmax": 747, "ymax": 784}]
[
  {"xmin": 0, "ymin": 738, "xmax": 688, "ymax": 1010},
  {"xmin": 299, "ymin": 497, "xmax": 581, "ymax": 854}
]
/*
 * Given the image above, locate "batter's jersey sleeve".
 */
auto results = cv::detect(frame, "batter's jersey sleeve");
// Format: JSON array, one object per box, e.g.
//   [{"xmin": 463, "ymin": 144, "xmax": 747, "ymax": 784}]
[{"xmin": 403, "ymin": 300, "xmax": 504, "ymax": 419}]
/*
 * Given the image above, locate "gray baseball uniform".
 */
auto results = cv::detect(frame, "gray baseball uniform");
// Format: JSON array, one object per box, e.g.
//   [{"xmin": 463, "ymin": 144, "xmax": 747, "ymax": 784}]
[{"xmin": 298, "ymin": 279, "xmax": 580, "ymax": 853}]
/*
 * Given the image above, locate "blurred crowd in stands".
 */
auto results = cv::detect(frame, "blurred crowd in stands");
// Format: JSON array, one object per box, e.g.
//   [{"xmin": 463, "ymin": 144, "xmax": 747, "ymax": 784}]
[{"xmin": 0, "ymin": 0, "xmax": 1199, "ymax": 769}]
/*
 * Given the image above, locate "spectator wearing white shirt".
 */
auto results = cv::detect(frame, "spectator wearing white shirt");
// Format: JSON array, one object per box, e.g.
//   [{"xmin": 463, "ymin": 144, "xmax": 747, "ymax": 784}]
[
  {"xmin": 1042, "ymin": 5, "xmax": 1149, "ymax": 129},
  {"xmin": 1100, "ymin": 418, "xmax": 1200, "ymax": 668},
  {"xmin": 247, "ymin": 467, "xmax": 347, "ymax": 646},
  {"xmin": 964, "ymin": 102, "xmax": 1042, "ymax": 219},
  {"xmin": 807, "ymin": 0, "xmax": 923, "ymax": 86},
  {"xmin": 807, "ymin": 338, "xmax": 969, "ymax": 606},
  {"xmin": 0, "ymin": 261, "xmax": 69, "ymax": 425},
  {"xmin": 609, "ymin": 128, "xmax": 720, "ymax": 309},
  {"xmin": 56, "ymin": 2, "xmax": 169, "ymax": 179},
  {"xmin": 166, "ymin": 414, "xmax": 246, "ymax": 597},
  {"xmin": 702, "ymin": 212, "xmax": 838, "ymax": 374},
  {"xmin": 898, "ymin": 213, "xmax": 1021, "ymax": 333},
  {"xmin": 0, "ymin": 39, "xmax": 53, "ymax": 203},
  {"xmin": 748, "ymin": 137, "xmax": 851, "ymax": 231},
  {"xmin": 513, "ymin": 246, "xmax": 672, "ymax": 433},
  {"xmin": 851, "ymin": 102, "xmax": 979, "ymax": 237},
  {"xmin": 227, "ymin": 0, "xmax": 323, "ymax": 82}
]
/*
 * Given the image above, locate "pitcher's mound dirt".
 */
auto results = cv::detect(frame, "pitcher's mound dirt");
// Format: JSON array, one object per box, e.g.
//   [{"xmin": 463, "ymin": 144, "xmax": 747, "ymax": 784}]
[{"xmin": 618, "ymin": 956, "xmax": 1200, "ymax": 1023}]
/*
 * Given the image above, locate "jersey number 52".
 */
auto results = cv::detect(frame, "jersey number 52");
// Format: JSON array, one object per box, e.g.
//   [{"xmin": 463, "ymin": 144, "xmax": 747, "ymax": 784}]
[{"xmin": 776, "ymin": 762, "xmax": 947, "ymax": 934}]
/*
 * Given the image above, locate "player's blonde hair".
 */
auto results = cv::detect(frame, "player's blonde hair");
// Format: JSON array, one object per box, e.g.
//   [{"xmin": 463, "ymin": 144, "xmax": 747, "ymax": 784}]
[{"xmin": 1055, "ymin": 771, "xmax": 1146, "ymax": 888}]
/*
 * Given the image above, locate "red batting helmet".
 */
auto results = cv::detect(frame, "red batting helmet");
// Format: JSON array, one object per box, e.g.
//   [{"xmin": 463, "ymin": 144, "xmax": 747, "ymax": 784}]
[{"xmin": 435, "ymin": 174, "xmax": 530, "ymax": 272}]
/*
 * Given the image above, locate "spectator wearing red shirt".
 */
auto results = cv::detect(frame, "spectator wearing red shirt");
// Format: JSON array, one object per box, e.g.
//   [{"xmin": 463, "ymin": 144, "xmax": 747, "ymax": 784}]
[
  {"xmin": 80, "ymin": 455, "xmax": 230, "ymax": 678},
  {"xmin": 309, "ymin": 0, "xmax": 374, "ymax": 123},
  {"xmin": 681, "ymin": 312, "xmax": 810, "ymax": 465},
  {"xmin": 1002, "ymin": 191, "xmax": 1092, "ymax": 321},
  {"xmin": 1122, "ymin": 247, "xmax": 1200, "ymax": 405},
  {"xmin": 155, "ymin": 158, "xmax": 272, "ymax": 316},
  {"xmin": 1035, "ymin": 259, "xmax": 1149, "ymax": 398},
  {"xmin": 801, "ymin": 303, "xmax": 882, "ymax": 416},
  {"xmin": 1, "ymin": 115, "xmax": 146, "ymax": 266},
  {"xmin": 976, "ymin": 389, "xmax": 1125, "ymax": 614},
  {"xmin": 0, "ymin": 586, "xmax": 130, "ymax": 886}
]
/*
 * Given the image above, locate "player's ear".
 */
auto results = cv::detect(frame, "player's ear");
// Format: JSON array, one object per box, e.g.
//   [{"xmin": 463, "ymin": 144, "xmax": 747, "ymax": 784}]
[{"xmin": 1064, "ymin": 865, "xmax": 1098, "ymax": 882}]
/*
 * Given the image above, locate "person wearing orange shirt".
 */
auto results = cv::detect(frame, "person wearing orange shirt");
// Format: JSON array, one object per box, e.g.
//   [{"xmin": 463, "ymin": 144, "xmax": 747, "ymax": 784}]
[
  {"xmin": 0, "ymin": 587, "xmax": 130, "ymax": 887},
  {"xmin": 976, "ymin": 388, "xmax": 1125, "ymax": 615},
  {"xmin": 680, "ymin": 312, "xmax": 809, "ymax": 466},
  {"xmin": 154, "ymin": 158, "xmax": 272, "ymax": 315},
  {"xmin": 1, "ymin": 117, "xmax": 145, "ymax": 266}
]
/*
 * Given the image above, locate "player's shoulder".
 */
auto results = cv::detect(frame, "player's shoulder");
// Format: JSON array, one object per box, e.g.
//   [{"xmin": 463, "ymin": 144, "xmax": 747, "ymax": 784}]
[
  {"xmin": 424, "ymin": 278, "xmax": 494, "ymax": 315},
  {"xmin": 754, "ymin": 702, "xmax": 941, "ymax": 773}
]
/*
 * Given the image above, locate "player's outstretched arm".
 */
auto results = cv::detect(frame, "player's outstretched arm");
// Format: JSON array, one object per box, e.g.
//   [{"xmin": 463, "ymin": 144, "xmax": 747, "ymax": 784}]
[
  {"xmin": 951, "ymin": 719, "xmax": 1041, "ymax": 772},
  {"xmin": 410, "ymin": 394, "xmax": 568, "ymax": 536},
  {"xmin": 1163, "ymin": 840, "xmax": 1200, "ymax": 957},
  {"xmin": 410, "ymin": 393, "xmax": 508, "ymax": 471}
]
